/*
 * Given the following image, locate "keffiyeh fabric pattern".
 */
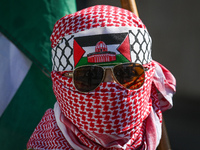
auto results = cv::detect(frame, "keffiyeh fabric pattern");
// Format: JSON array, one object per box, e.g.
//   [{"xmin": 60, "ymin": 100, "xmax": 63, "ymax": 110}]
[
  {"xmin": 27, "ymin": 60, "xmax": 175, "ymax": 150},
  {"xmin": 50, "ymin": 5, "xmax": 145, "ymax": 48},
  {"xmin": 27, "ymin": 5, "xmax": 176, "ymax": 150},
  {"xmin": 50, "ymin": 61, "xmax": 155, "ymax": 149}
]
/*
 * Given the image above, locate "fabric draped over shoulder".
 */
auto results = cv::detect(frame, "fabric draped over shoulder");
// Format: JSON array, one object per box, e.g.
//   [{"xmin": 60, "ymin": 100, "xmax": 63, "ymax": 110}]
[{"xmin": 152, "ymin": 60, "xmax": 176, "ymax": 112}]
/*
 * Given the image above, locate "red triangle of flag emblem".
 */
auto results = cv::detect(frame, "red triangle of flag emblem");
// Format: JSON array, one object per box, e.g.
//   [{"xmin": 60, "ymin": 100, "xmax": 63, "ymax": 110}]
[
  {"xmin": 117, "ymin": 35, "xmax": 131, "ymax": 62},
  {"xmin": 73, "ymin": 39, "xmax": 85, "ymax": 67}
]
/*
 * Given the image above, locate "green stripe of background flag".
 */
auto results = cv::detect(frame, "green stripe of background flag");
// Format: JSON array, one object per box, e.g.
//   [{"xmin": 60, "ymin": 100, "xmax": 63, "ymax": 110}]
[{"xmin": 0, "ymin": 1, "xmax": 76, "ymax": 149}]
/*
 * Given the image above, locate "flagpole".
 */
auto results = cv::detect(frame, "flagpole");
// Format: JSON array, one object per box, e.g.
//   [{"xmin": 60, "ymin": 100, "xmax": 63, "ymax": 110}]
[
  {"xmin": 120, "ymin": 0, "xmax": 139, "ymax": 17},
  {"xmin": 120, "ymin": 0, "xmax": 171, "ymax": 150}
]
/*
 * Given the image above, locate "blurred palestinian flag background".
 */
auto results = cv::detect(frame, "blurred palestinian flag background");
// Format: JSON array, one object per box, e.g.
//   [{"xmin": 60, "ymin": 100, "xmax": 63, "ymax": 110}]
[{"xmin": 0, "ymin": 0, "xmax": 76, "ymax": 149}]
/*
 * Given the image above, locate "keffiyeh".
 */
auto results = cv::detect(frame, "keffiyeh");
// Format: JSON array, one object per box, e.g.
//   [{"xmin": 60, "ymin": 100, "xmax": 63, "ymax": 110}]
[{"xmin": 27, "ymin": 5, "xmax": 176, "ymax": 150}]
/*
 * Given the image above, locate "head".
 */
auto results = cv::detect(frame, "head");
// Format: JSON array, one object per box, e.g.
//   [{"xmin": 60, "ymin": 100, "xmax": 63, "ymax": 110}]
[
  {"xmin": 51, "ymin": 5, "xmax": 152, "ymax": 93},
  {"xmin": 50, "ymin": 5, "xmax": 155, "ymax": 147}
]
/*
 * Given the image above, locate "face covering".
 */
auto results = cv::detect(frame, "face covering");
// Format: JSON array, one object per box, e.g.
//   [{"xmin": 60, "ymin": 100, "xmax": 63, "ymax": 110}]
[
  {"xmin": 51, "ymin": 61, "xmax": 155, "ymax": 149},
  {"xmin": 27, "ymin": 60, "xmax": 176, "ymax": 150}
]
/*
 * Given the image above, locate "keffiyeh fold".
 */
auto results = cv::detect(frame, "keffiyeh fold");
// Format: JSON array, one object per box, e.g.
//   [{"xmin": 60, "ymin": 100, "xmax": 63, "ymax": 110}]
[{"xmin": 27, "ymin": 61, "xmax": 176, "ymax": 150}]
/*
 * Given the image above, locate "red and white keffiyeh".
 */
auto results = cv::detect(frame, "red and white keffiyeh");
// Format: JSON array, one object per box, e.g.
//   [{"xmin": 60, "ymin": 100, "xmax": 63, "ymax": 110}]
[
  {"xmin": 27, "ymin": 5, "xmax": 176, "ymax": 150},
  {"xmin": 27, "ymin": 61, "xmax": 175, "ymax": 150}
]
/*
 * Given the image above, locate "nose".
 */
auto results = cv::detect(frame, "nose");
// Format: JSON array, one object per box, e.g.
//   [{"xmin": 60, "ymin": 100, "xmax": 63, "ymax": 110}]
[{"xmin": 103, "ymin": 68, "xmax": 116, "ymax": 82}]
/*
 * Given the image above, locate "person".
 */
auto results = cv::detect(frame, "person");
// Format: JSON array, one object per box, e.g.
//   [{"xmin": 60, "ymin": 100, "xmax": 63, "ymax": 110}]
[{"xmin": 27, "ymin": 5, "xmax": 176, "ymax": 150}]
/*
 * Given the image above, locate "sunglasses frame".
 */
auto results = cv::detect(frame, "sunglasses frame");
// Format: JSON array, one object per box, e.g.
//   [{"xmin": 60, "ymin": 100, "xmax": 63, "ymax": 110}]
[{"xmin": 64, "ymin": 63, "xmax": 148, "ymax": 93}]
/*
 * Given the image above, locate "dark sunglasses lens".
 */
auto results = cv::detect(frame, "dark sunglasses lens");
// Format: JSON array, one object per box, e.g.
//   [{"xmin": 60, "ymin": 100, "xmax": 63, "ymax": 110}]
[
  {"xmin": 113, "ymin": 63, "xmax": 145, "ymax": 90},
  {"xmin": 73, "ymin": 66, "xmax": 104, "ymax": 92}
]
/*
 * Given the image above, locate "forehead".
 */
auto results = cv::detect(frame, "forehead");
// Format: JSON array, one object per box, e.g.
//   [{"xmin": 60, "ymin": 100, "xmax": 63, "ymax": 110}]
[{"xmin": 52, "ymin": 26, "xmax": 152, "ymax": 71}]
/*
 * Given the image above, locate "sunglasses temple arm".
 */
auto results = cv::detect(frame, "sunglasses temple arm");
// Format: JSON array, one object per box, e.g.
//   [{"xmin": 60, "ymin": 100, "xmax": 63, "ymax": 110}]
[{"xmin": 64, "ymin": 72, "xmax": 73, "ymax": 78}]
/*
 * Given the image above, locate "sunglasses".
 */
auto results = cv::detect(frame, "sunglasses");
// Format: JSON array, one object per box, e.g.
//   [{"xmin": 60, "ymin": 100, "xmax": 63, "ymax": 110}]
[{"xmin": 64, "ymin": 63, "xmax": 148, "ymax": 93}]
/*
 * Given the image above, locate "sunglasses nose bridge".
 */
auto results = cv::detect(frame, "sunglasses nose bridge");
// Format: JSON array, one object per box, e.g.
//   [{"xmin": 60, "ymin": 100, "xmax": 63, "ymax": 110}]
[{"xmin": 102, "ymin": 68, "xmax": 116, "ymax": 83}]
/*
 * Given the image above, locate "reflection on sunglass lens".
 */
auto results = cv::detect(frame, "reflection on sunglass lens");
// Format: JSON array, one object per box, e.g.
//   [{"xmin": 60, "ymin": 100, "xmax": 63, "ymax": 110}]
[
  {"xmin": 73, "ymin": 66, "xmax": 104, "ymax": 92},
  {"xmin": 113, "ymin": 63, "xmax": 145, "ymax": 90},
  {"xmin": 72, "ymin": 63, "xmax": 145, "ymax": 92}
]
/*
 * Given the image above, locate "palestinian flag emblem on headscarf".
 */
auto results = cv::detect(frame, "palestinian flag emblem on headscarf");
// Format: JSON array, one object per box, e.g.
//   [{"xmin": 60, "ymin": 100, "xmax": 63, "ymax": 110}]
[{"xmin": 73, "ymin": 32, "xmax": 131, "ymax": 67}]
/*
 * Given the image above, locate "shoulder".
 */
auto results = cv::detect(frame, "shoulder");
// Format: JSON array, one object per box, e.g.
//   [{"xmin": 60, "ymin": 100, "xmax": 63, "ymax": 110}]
[{"xmin": 27, "ymin": 109, "xmax": 72, "ymax": 150}]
